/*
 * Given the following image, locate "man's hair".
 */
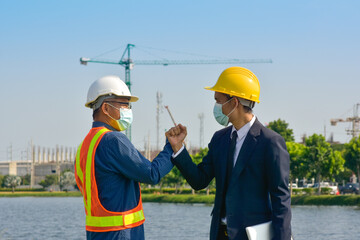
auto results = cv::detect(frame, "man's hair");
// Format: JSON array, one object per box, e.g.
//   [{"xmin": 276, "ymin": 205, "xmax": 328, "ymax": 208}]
[
  {"xmin": 224, "ymin": 94, "xmax": 254, "ymax": 113},
  {"xmin": 241, "ymin": 103, "xmax": 253, "ymax": 114},
  {"xmin": 92, "ymin": 107, "xmax": 101, "ymax": 120}
]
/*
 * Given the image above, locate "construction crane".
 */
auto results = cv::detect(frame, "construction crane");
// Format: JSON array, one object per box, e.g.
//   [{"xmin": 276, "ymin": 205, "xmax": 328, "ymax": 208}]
[
  {"xmin": 330, "ymin": 103, "xmax": 360, "ymax": 139},
  {"xmin": 80, "ymin": 43, "xmax": 272, "ymax": 140}
]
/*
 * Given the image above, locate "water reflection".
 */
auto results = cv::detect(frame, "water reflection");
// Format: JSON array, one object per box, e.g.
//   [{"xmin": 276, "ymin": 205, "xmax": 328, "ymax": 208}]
[
  {"xmin": 0, "ymin": 198, "xmax": 359, "ymax": 240},
  {"xmin": 291, "ymin": 205, "xmax": 360, "ymax": 240}
]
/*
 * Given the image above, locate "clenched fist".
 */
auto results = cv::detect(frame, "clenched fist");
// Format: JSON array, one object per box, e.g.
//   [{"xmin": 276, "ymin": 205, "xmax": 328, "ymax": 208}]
[{"xmin": 165, "ymin": 124, "xmax": 187, "ymax": 154}]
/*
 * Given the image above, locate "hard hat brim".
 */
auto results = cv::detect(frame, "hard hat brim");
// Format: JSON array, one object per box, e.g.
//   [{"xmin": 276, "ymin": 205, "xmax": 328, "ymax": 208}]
[
  {"xmin": 204, "ymin": 86, "xmax": 260, "ymax": 103},
  {"xmin": 85, "ymin": 94, "xmax": 139, "ymax": 108}
]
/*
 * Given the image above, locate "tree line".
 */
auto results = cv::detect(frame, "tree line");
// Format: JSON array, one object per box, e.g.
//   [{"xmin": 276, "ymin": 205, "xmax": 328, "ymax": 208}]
[
  {"xmin": 0, "ymin": 170, "xmax": 76, "ymax": 192},
  {"xmin": 2, "ymin": 119, "xmax": 359, "ymax": 195},
  {"xmin": 157, "ymin": 119, "xmax": 360, "ymax": 194},
  {"xmin": 268, "ymin": 119, "xmax": 359, "ymax": 194}
]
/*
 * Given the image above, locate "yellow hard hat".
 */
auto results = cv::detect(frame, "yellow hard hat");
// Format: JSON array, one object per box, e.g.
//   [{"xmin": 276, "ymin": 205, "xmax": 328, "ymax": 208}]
[{"xmin": 205, "ymin": 66, "xmax": 260, "ymax": 103}]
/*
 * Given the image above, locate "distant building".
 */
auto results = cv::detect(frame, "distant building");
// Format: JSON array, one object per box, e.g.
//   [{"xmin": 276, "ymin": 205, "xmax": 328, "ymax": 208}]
[
  {"xmin": 0, "ymin": 160, "xmax": 31, "ymax": 176},
  {"xmin": 0, "ymin": 160, "xmax": 74, "ymax": 185}
]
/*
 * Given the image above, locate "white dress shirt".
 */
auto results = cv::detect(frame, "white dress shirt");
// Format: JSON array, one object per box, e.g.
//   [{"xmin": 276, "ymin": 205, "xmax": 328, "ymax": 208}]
[
  {"xmin": 221, "ymin": 115, "xmax": 256, "ymax": 225},
  {"xmin": 230, "ymin": 115, "xmax": 256, "ymax": 167}
]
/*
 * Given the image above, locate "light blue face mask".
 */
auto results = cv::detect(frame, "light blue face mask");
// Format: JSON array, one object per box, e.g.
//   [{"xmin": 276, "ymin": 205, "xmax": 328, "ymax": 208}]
[
  {"xmin": 106, "ymin": 103, "xmax": 133, "ymax": 131},
  {"xmin": 117, "ymin": 108, "xmax": 133, "ymax": 131},
  {"xmin": 213, "ymin": 98, "xmax": 235, "ymax": 126}
]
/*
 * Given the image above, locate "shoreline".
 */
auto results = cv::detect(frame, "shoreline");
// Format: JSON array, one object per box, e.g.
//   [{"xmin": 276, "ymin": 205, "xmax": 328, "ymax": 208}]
[{"xmin": 1, "ymin": 192, "xmax": 360, "ymax": 206}]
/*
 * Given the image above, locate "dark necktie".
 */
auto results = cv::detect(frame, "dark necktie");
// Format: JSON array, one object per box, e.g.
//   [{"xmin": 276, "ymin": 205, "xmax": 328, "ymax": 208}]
[
  {"xmin": 226, "ymin": 131, "xmax": 238, "ymax": 187},
  {"xmin": 221, "ymin": 131, "xmax": 238, "ymax": 219}
]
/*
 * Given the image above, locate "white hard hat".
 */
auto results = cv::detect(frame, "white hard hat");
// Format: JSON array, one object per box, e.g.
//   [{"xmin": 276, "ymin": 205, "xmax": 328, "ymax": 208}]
[{"xmin": 85, "ymin": 75, "xmax": 139, "ymax": 108}]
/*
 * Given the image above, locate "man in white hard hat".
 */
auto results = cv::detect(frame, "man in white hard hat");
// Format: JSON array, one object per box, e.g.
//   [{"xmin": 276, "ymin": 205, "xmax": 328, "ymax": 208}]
[
  {"xmin": 75, "ymin": 75, "xmax": 185, "ymax": 240},
  {"xmin": 166, "ymin": 67, "xmax": 291, "ymax": 240}
]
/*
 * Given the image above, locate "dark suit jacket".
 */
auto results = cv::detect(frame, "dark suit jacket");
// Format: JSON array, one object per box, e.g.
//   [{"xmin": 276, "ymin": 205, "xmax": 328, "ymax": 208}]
[{"xmin": 172, "ymin": 119, "xmax": 292, "ymax": 240}]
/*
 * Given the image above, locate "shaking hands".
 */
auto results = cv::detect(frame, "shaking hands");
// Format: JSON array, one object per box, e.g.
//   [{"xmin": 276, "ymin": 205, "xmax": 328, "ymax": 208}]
[{"xmin": 165, "ymin": 124, "xmax": 187, "ymax": 154}]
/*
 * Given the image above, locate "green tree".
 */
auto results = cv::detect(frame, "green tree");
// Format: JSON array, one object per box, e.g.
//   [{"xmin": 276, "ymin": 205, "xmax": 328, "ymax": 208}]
[
  {"xmin": 286, "ymin": 142, "xmax": 307, "ymax": 194},
  {"xmin": 332, "ymin": 150, "xmax": 346, "ymax": 181},
  {"xmin": 60, "ymin": 171, "xmax": 76, "ymax": 191},
  {"xmin": 4, "ymin": 175, "xmax": 21, "ymax": 193},
  {"xmin": 334, "ymin": 167, "xmax": 353, "ymax": 185},
  {"xmin": 161, "ymin": 167, "xmax": 185, "ymax": 193},
  {"xmin": 39, "ymin": 174, "xmax": 58, "ymax": 189},
  {"xmin": 303, "ymin": 134, "xmax": 345, "ymax": 194},
  {"xmin": 267, "ymin": 119, "xmax": 295, "ymax": 142},
  {"xmin": 0, "ymin": 174, "xmax": 4, "ymax": 188},
  {"xmin": 191, "ymin": 148, "xmax": 214, "ymax": 195},
  {"xmin": 191, "ymin": 148, "xmax": 208, "ymax": 164},
  {"xmin": 331, "ymin": 143, "xmax": 345, "ymax": 152},
  {"xmin": 21, "ymin": 174, "xmax": 31, "ymax": 186},
  {"xmin": 343, "ymin": 136, "xmax": 360, "ymax": 186}
]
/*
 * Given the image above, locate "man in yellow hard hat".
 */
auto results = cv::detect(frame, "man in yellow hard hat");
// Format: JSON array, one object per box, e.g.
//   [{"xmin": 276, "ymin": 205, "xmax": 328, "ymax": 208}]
[
  {"xmin": 166, "ymin": 67, "xmax": 292, "ymax": 240},
  {"xmin": 75, "ymin": 75, "xmax": 185, "ymax": 240}
]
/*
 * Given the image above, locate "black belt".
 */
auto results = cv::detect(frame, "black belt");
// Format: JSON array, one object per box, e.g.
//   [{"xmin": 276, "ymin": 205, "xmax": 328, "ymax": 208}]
[{"xmin": 217, "ymin": 224, "xmax": 229, "ymax": 240}]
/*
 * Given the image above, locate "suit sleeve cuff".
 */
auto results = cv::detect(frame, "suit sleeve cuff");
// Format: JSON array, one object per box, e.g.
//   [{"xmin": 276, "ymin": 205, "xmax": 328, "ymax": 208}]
[{"xmin": 172, "ymin": 144, "xmax": 185, "ymax": 158}]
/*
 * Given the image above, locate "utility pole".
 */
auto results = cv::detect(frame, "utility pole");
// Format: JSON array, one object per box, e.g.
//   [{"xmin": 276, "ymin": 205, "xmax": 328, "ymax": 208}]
[
  {"xmin": 56, "ymin": 145, "xmax": 61, "ymax": 190},
  {"xmin": 301, "ymin": 134, "xmax": 307, "ymax": 144},
  {"xmin": 198, "ymin": 113, "xmax": 204, "ymax": 148},
  {"xmin": 143, "ymin": 132, "xmax": 151, "ymax": 160},
  {"xmin": 30, "ymin": 141, "xmax": 35, "ymax": 189},
  {"xmin": 156, "ymin": 92, "xmax": 163, "ymax": 151},
  {"xmin": 147, "ymin": 132, "xmax": 151, "ymax": 160},
  {"xmin": 7, "ymin": 143, "xmax": 12, "ymax": 161}
]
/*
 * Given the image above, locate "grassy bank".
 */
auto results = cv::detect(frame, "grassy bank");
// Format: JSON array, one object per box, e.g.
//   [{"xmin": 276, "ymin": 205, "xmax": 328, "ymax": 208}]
[
  {"xmin": 143, "ymin": 194, "xmax": 360, "ymax": 206},
  {"xmin": 0, "ymin": 191, "xmax": 82, "ymax": 197},
  {"xmin": 1, "ymin": 191, "xmax": 359, "ymax": 207},
  {"xmin": 142, "ymin": 194, "xmax": 215, "ymax": 204},
  {"xmin": 0, "ymin": 192, "xmax": 216, "ymax": 203},
  {"xmin": 291, "ymin": 195, "xmax": 360, "ymax": 206}
]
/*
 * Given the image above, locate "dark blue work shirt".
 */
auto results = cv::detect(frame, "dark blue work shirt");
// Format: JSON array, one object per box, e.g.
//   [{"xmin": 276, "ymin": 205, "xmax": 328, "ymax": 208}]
[{"xmin": 85, "ymin": 122, "xmax": 174, "ymax": 240}]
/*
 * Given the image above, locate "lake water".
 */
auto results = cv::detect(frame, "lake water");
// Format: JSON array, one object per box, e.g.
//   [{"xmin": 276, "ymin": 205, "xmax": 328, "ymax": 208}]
[{"xmin": 0, "ymin": 197, "xmax": 359, "ymax": 240}]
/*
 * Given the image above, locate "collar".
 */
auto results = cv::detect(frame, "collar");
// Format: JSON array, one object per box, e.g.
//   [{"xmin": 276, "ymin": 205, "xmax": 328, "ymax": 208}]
[
  {"xmin": 231, "ymin": 115, "xmax": 256, "ymax": 140},
  {"xmin": 92, "ymin": 121, "xmax": 117, "ymax": 131}
]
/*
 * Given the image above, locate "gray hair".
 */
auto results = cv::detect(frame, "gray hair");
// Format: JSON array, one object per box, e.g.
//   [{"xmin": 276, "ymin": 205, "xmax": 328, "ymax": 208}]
[
  {"xmin": 236, "ymin": 97, "xmax": 255, "ymax": 109},
  {"xmin": 91, "ymin": 95, "xmax": 123, "ymax": 110},
  {"xmin": 224, "ymin": 93, "xmax": 255, "ymax": 113}
]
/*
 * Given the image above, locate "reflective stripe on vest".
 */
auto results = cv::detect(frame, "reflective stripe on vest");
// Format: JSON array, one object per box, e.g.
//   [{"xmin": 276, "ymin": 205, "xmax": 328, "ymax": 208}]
[
  {"xmin": 75, "ymin": 127, "xmax": 145, "ymax": 232},
  {"xmin": 86, "ymin": 209, "xmax": 145, "ymax": 227}
]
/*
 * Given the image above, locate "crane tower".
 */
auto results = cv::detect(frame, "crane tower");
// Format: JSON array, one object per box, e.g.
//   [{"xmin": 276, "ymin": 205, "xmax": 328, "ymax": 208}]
[
  {"xmin": 330, "ymin": 103, "xmax": 360, "ymax": 138},
  {"xmin": 156, "ymin": 92, "xmax": 163, "ymax": 151},
  {"xmin": 80, "ymin": 43, "xmax": 272, "ymax": 141}
]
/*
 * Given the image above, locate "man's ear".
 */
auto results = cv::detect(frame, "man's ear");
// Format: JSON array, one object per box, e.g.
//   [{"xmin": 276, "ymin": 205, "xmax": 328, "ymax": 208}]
[
  {"xmin": 233, "ymin": 97, "xmax": 240, "ymax": 108},
  {"xmin": 101, "ymin": 103, "xmax": 109, "ymax": 116}
]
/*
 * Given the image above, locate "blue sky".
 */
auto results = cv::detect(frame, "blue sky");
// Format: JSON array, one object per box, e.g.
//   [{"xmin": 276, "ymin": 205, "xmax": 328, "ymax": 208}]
[{"xmin": 1, "ymin": 0, "xmax": 360, "ymax": 161}]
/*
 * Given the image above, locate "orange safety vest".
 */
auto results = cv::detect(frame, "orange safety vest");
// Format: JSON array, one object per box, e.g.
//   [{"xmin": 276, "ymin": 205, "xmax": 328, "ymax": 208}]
[{"xmin": 75, "ymin": 127, "xmax": 145, "ymax": 232}]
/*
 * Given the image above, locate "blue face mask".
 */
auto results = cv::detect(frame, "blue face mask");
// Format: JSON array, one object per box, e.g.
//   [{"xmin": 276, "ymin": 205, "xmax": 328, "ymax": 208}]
[
  {"xmin": 106, "ymin": 103, "xmax": 133, "ymax": 131},
  {"xmin": 117, "ymin": 108, "xmax": 133, "ymax": 131},
  {"xmin": 213, "ymin": 98, "xmax": 235, "ymax": 126}
]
